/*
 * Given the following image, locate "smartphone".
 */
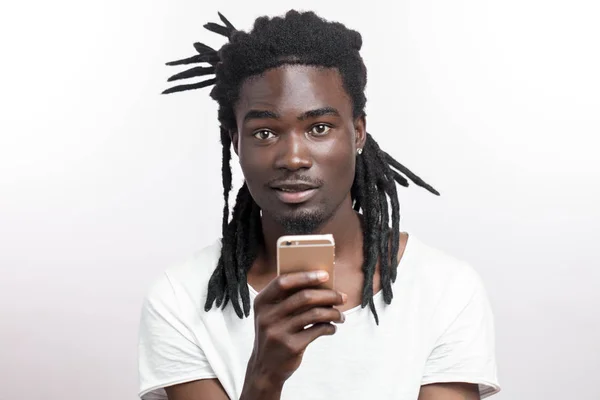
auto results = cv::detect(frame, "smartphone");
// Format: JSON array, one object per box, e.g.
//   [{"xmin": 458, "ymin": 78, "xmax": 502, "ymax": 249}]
[{"xmin": 276, "ymin": 234, "xmax": 336, "ymax": 290}]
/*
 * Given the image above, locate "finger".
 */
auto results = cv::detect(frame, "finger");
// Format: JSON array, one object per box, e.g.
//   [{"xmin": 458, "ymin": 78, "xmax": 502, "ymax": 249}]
[
  {"xmin": 292, "ymin": 322, "xmax": 337, "ymax": 349},
  {"xmin": 273, "ymin": 289, "xmax": 346, "ymax": 319},
  {"xmin": 255, "ymin": 270, "xmax": 330, "ymax": 305},
  {"xmin": 287, "ymin": 306, "xmax": 345, "ymax": 332}
]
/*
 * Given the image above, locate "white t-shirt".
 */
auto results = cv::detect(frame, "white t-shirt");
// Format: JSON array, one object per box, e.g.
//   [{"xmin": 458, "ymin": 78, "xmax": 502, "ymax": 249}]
[{"xmin": 138, "ymin": 234, "xmax": 500, "ymax": 399}]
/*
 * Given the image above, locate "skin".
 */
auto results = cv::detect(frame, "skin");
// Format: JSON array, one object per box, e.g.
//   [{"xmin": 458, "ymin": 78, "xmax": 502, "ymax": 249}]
[{"xmin": 165, "ymin": 65, "xmax": 480, "ymax": 400}]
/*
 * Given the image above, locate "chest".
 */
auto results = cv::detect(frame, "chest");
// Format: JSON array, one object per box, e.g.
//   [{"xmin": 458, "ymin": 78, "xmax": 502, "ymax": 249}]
[
  {"xmin": 208, "ymin": 292, "xmax": 433, "ymax": 400},
  {"xmin": 283, "ymin": 319, "xmax": 430, "ymax": 399}
]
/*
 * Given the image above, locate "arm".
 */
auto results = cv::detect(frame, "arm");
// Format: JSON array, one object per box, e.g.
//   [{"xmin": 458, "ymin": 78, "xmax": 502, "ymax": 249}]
[
  {"xmin": 144, "ymin": 271, "xmax": 345, "ymax": 400},
  {"xmin": 164, "ymin": 376, "xmax": 283, "ymax": 400},
  {"xmin": 418, "ymin": 383, "xmax": 480, "ymax": 400},
  {"xmin": 166, "ymin": 379, "xmax": 229, "ymax": 400}
]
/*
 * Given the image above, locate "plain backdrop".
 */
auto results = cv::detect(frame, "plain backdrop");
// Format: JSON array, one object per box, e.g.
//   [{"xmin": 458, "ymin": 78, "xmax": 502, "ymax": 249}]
[{"xmin": 1, "ymin": 0, "xmax": 599, "ymax": 399}]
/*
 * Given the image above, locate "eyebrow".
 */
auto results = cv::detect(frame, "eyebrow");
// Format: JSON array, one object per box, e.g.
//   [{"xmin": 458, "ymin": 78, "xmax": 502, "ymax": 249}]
[
  {"xmin": 298, "ymin": 107, "xmax": 340, "ymax": 120},
  {"xmin": 243, "ymin": 110, "xmax": 280, "ymax": 122},
  {"xmin": 243, "ymin": 106, "xmax": 341, "ymax": 123}
]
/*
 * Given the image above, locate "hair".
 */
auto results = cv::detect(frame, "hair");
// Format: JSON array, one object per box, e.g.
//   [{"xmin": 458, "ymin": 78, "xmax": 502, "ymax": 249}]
[{"xmin": 163, "ymin": 10, "xmax": 439, "ymax": 324}]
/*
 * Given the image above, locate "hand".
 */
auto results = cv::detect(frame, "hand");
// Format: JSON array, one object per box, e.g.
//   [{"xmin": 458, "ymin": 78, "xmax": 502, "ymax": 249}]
[{"xmin": 241, "ymin": 270, "xmax": 347, "ymax": 399}]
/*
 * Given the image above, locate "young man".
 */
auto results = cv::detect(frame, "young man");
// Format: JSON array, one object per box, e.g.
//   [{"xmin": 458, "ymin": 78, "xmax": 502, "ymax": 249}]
[{"xmin": 138, "ymin": 10, "xmax": 500, "ymax": 400}]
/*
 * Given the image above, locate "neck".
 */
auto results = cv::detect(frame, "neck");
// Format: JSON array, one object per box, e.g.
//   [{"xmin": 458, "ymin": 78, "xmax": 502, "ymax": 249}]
[{"xmin": 258, "ymin": 196, "xmax": 363, "ymax": 274}]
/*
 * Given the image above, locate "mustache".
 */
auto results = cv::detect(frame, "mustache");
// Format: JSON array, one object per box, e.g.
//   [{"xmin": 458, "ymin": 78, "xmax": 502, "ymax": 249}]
[{"xmin": 266, "ymin": 174, "xmax": 324, "ymax": 187}]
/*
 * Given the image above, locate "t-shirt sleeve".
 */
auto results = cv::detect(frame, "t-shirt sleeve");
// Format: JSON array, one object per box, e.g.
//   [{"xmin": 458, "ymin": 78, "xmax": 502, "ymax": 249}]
[
  {"xmin": 421, "ymin": 267, "xmax": 501, "ymax": 398},
  {"xmin": 137, "ymin": 272, "xmax": 217, "ymax": 399}
]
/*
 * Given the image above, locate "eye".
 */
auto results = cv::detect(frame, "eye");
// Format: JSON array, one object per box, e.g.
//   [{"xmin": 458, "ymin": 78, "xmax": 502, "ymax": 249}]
[
  {"xmin": 253, "ymin": 130, "xmax": 276, "ymax": 140},
  {"xmin": 309, "ymin": 124, "xmax": 331, "ymax": 136}
]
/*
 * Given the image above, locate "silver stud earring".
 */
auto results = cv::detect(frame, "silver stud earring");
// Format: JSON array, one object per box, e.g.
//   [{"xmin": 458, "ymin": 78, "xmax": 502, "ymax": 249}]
[{"xmin": 357, "ymin": 148, "xmax": 363, "ymax": 155}]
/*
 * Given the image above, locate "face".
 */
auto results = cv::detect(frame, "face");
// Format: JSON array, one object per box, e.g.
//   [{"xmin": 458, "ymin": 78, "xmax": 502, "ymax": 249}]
[{"xmin": 232, "ymin": 65, "xmax": 366, "ymax": 234}]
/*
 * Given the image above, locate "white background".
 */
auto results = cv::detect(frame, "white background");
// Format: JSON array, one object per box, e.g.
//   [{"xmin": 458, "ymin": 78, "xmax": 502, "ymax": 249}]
[{"xmin": 1, "ymin": 0, "xmax": 599, "ymax": 399}]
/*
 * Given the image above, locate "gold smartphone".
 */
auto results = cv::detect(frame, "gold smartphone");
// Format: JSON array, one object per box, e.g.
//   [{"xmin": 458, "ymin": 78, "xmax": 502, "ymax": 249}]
[{"xmin": 276, "ymin": 234, "xmax": 336, "ymax": 290}]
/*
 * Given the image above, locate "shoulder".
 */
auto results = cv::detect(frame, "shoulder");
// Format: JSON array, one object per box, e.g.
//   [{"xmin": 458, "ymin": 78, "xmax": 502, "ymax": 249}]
[
  {"xmin": 405, "ymin": 234, "xmax": 483, "ymax": 285},
  {"xmin": 142, "ymin": 239, "xmax": 223, "ymax": 313},
  {"xmin": 401, "ymin": 234, "xmax": 491, "ymax": 317}
]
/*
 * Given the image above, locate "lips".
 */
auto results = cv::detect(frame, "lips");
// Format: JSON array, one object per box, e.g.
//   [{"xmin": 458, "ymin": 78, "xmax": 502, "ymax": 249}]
[{"xmin": 270, "ymin": 182, "xmax": 319, "ymax": 204}]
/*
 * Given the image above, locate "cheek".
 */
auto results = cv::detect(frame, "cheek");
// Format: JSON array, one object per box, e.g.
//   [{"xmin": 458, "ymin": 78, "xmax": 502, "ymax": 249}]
[
  {"xmin": 314, "ymin": 136, "xmax": 356, "ymax": 185},
  {"xmin": 238, "ymin": 152, "xmax": 268, "ymax": 203},
  {"xmin": 336, "ymin": 154, "xmax": 356, "ymax": 185},
  {"xmin": 238, "ymin": 139, "xmax": 265, "ymax": 175},
  {"xmin": 237, "ymin": 144, "xmax": 276, "ymax": 206},
  {"xmin": 239, "ymin": 157, "xmax": 265, "ymax": 189}
]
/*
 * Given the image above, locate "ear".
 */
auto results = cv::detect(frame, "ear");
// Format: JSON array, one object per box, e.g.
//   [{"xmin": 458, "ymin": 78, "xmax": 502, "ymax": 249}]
[
  {"xmin": 230, "ymin": 130, "xmax": 239, "ymax": 157},
  {"xmin": 354, "ymin": 115, "xmax": 367, "ymax": 150}
]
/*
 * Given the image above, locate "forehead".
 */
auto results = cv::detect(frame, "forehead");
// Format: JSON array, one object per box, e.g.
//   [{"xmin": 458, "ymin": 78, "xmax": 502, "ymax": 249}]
[{"xmin": 235, "ymin": 65, "xmax": 352, "ymax": 116}]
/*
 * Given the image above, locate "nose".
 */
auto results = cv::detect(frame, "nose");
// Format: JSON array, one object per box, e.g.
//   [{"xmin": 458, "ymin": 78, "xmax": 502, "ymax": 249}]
[{"xmin": 273, "ymin": 131, "xmax": 312, "ymax": 171}]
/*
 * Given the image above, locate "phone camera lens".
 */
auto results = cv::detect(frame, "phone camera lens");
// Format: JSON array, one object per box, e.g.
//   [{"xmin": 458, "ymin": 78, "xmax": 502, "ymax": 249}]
[{"xmin": 285, "ymin": 241, "xmax": 292, "ymax": 246}]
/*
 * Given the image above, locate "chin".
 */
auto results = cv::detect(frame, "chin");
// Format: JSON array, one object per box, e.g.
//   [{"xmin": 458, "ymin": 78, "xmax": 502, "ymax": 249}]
[{"xmin": 273, "ymin": 207, "xmax": 330, "ymax": 235}]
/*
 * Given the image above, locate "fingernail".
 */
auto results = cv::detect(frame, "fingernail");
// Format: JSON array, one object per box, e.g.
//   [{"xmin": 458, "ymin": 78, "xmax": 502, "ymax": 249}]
[
  {"xmin": 341, "ymin": 292, "xmax": 348, "ymax": 303},
  {"xmin": 340, "ymin": 313, "xmax": 346, "ymax": 323},
  {"xmin": 313, "ymin": 271, "xmax": 329, "ymax": 281}
]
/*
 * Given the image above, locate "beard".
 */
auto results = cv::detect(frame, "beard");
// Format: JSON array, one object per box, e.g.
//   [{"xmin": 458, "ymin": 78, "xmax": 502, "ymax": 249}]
[{"xmin": 274, "ymin": 206, "xmax": 332, "ymax": 235}]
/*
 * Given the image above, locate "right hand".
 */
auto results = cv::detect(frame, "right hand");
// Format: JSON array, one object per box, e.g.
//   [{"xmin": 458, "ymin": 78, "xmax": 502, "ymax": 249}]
[{"xmin": 241, "ymin": 270, "xmax": 347, "ymax": 397}]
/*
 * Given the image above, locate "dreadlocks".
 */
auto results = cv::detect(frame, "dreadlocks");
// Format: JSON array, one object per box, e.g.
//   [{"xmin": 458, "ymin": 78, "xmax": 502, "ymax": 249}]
[{"xmin": 163, "ymin": 10, "xmax": 440, "ymax": 324}]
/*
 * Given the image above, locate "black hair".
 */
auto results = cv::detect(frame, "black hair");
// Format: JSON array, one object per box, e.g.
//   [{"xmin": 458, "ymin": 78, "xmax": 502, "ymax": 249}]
[{"xmin": 163, "ymin": 10, "xmax": 439, "ymax": 324}]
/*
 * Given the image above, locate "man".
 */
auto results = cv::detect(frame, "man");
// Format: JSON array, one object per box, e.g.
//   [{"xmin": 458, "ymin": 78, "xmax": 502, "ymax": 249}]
[{"xmin": 138, "ymin": 10, "xmax": 500, "ymax": 400}]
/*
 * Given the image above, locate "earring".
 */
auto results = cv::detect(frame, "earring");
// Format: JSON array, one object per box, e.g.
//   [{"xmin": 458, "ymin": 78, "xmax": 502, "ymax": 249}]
[{"xmin": 357, "ymin": 148, "xmax": 363, "ymax": 155}]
